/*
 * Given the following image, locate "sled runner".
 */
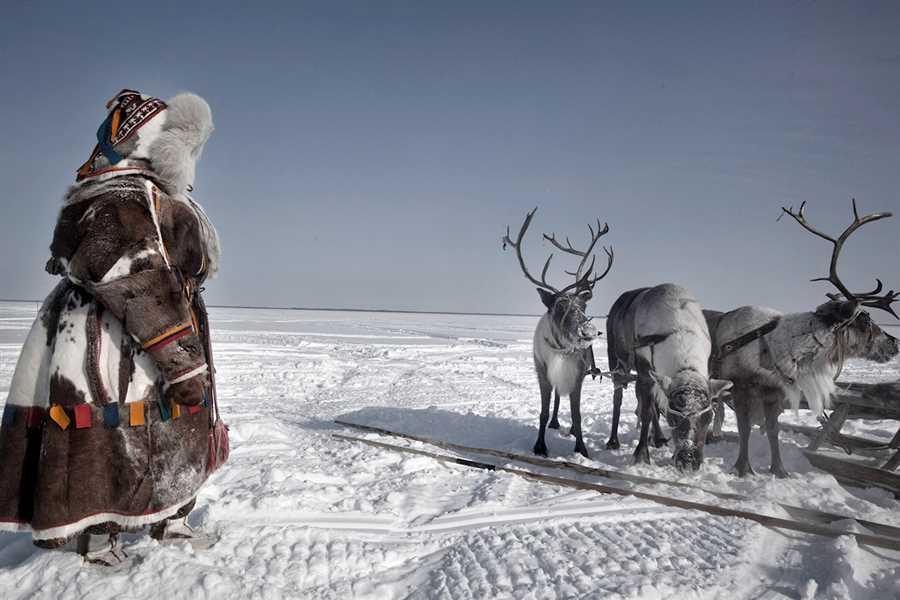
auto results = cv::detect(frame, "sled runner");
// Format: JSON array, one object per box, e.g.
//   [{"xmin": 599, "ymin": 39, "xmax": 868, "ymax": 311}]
[{"xmin": 335, "ymin": 419, "xmax": 900, "ymax": 550}]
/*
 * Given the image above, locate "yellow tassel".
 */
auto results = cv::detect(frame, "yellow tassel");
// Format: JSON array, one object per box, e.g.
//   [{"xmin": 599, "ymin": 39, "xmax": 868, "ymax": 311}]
[
  {"xmin": 171, "ymin": 401, "xmax": 181, "ymax": 420},
  {"xmin": 110, "ymin": 108, "xmax": 122, "ymax": 141},
  {"xmin": 49, "ymin": 405, "xmax": 71, "ymax": 430},
  {"xmin": 130, "ymin": 401, "xmax": 145, "ymax": 427}
]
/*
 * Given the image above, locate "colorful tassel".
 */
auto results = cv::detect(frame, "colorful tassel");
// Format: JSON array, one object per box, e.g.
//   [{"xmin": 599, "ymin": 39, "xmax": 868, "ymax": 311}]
[
  {"xmin": 1, "ymin": 405, "xmax": 15, "ymax": 426},
  {"xmin": 49, "ymin": 405, "xmax": 71, "ymax": 430},
  {"xmin": 74, "ymin": 404, "xmax": 92, "ymax": 429},
  {"xmin": 171, "ymin": 401, "xmax": 182, "ymax": 420},
  {"xmin": 103, "ymin": 404, "xmax": 120, "ymax": 428},
  {"xmin": 187, "ymin": 404, "xmax": 202, "ymax": 416},
  {"xmin": 129, "ymin": 401, "xmax": 145, "ymax": 427},
  {"xmin": 158, "ymin": 398, "xmax": 171, "ymax": 422}
]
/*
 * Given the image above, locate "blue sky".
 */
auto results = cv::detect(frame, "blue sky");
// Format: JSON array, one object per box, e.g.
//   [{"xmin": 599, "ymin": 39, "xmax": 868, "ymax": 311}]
[{"xmin": 1, "ymin": 1, "xmax": 899, "ymax": 315}]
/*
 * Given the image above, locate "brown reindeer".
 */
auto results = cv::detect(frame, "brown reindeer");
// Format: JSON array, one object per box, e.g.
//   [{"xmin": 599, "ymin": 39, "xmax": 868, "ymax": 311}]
[
  {"xmin": 707, "ymin": 201, "xmax": 899, "ymax": 477},
  {"xmin": 503, "ymin": 208, "xmax": 613, "ymax": 458}
]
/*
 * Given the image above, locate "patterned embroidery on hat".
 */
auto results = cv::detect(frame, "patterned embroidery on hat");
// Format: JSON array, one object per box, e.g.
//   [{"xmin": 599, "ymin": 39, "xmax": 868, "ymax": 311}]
[{"xmin": 111, "ymin": 97, "xmax": 167, "ymax": 145}]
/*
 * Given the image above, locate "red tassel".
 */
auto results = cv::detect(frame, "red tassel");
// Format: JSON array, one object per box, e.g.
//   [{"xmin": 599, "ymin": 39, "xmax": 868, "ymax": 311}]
[
  {"xmin": 74, "ymin": 404, "xmax": 92, "ymax": 429},
  {"xmin": 206, "ymin": 419, "xmax": 229, "ymax": 473}
]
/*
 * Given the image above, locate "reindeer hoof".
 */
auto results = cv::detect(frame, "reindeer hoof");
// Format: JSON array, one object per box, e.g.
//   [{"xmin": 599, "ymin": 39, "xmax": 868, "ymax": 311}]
[
  {"xmin": 574, "ymin": 444, "xmax": 590, "ymax": 459},
  {"xmin": 733, "ymin": 462, "xmax": 756, "ymax": 478},
  {"xmin": 652, "ymin": 436, "xmax": 669, "ymax": 448},
  {"xmin": 605, "ymin": 438, "xmax": 620, "ymax": 450},
  {"xmin": 533, "ymin": 442, "xmax": 548, "ymax": 457},
  {"xmin": 633, "ymin": 449, "xmax": 651, "ymax": 465},
  {"xmin": 770, "ymin": 465, "xmax": 789, "ymax": 479},
  {"xmin": 548, "ymin": 420, "xmax": 560, "ymax": 430}
]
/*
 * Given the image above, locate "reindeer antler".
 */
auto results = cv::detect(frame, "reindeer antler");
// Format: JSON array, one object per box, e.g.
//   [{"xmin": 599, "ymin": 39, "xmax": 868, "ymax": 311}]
[
  {"xmin": 543, "ymin": 218, "xmax": 614, "ymax": 293},
  {"xmin": 502, "ymin": 208, "xmax": 559, "ymax": 293},
  {"xmin": 781, "ymin": 199, "xmax": 898, "ymax": 318}
]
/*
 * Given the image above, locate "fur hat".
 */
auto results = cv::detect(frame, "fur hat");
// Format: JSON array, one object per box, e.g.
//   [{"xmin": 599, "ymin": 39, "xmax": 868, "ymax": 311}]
[{"xmin": 76, "ymin": 89, "xmax": 214, "ymax": 195}]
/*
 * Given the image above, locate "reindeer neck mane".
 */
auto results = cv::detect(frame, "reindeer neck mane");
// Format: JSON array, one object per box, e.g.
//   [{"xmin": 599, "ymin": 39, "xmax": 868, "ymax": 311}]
[{"xmin": 766, "ymin": 310, "xmax": 846, "ymax": 414}]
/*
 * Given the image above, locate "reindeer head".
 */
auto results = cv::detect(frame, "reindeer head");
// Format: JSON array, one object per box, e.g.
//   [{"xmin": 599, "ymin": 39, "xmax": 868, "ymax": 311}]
[
  {"xmin": 816, "ymin": 303, "xmax": 899, "ymax": 364},
  {"xmin": 503, "ymin": 208, "xmax": 614, "ymax": 352},
  {"xmin": 649, "ymin": 368, "xmax": 732, "ymax": 471},
  {"xmin": 783, "ymin": 200, "xmax": 900, "ymax": 366}
]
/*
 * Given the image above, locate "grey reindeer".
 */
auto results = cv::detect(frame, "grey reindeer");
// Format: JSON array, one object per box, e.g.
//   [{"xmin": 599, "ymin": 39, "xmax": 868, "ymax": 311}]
[
  {"xmin": 606, "ymin": 284, "xmax": 733, "ymax": 470},
  {"xmin": 705, "ymin": 201, "xmax": 899, "ymax": 477},
  {"xmin": 502, "ymin": 208, "xmax": 613, "ymax": 458}
]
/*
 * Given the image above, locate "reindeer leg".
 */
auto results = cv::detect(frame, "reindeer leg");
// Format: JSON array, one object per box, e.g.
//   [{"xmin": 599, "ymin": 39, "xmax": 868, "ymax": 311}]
[
  {"xmin": 570, "ymin": 381, "xmax": 589, "ymax": 458},
  {"xmin": 733, "ymin": 397, "xmax": 755, "ymax": 477},
  {"xmin": 606, "ymin": 387, "xmax": 623, "ymax": 449},
  {"xmin": 533, "ymin": 372, "xmax": 553, "ymax": 457},
  {"xmin": 633, "ymin": 380, "xmax": 652, "ymax": 465},
  {"xmin": 651, "ymin": 406, "xmax": 669, "ymax": 448},
  {"xmin": 708, "ymin": 400, "xmax": 725, "ymax": 444},
  {"xmin": 548, "ymin": 390, "xmax": 562, "ymax": 430},
  {"xmin": 765, "ymin": 400, "xmax": 788, "ymax": 478}
]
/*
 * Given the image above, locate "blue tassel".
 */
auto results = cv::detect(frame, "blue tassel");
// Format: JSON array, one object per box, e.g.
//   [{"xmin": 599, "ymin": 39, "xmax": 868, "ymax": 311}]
[
  {"xmin": 103, "ymin": 404, "xmax": 120, "ymax": 428},
  {"xmin": 96, "ymin": 112, "xmax": 124, "ymax": 165},
  {"xmin": 158, "ymin": 398, "xmax": 171, "ymax": 422},
  {"xmin": 1, "ymin": 405, "xmax": 15, "ymax": 426}
]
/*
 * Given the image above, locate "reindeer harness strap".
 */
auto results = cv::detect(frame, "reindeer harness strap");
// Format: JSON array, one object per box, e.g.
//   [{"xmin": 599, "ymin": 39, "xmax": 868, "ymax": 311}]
[{"xmin": 710, "ymin": 317, "xmax": 781, "ymax": 375}]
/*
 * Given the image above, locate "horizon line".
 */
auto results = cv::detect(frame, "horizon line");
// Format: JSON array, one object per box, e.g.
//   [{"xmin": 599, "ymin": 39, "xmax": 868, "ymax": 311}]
[{"xmin": 0, "ymin": 298, "xmax": 549, "ymax": 319}]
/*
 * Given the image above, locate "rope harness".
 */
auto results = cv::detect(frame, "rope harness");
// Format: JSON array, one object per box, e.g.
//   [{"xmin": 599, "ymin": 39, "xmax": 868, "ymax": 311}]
[
  {"xmin": 658, "ymin": 381, "xmax": 716, "ymax": 422},
  {"xmin": 627, "ymin": 331, "xmax": 715, "ymax": 421}
]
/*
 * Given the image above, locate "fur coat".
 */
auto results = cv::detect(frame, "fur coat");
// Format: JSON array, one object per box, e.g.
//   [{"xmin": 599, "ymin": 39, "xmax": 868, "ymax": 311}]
[{"xmin": 0, "ymin": 92, "xmax": 220, "ymax": 546}]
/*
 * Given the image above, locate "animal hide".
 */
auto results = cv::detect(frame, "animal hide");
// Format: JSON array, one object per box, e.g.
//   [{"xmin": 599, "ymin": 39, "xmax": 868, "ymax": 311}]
[{"xmin": 0, "ymin": 177, "xmax": 216, "ymax": 544}]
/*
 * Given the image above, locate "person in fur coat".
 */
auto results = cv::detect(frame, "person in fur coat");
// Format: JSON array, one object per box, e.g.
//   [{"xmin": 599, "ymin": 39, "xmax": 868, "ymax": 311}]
[{"xmin": 0, "ymin": 89, "xmax": 223, "ymax": 563}]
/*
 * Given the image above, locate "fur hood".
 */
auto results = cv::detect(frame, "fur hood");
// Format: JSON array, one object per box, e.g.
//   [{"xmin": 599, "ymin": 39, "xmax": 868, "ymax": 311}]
[
  {"xmin": 64, "ymin": 92, "xmax": 219, "ymax": 279},
  {"xmin": 143, "ymin": 93, "xmax": 214, "ymax": 196},
  {"xmin": 74, "ymin": 92, "xmax": 214, "ymax": 197}
]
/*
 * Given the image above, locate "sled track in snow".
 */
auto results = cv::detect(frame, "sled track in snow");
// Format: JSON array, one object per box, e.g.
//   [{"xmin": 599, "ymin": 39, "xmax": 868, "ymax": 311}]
[
  {"xmin": 212, "ymin": 499, "xmax": 692, "ymax": 537},
  {"xmin": 335, "ymin": 421, "xmax": 900, "ymax": 551}
]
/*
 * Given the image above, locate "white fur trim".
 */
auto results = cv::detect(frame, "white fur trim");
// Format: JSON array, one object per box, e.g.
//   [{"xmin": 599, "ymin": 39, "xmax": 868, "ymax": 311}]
[
  {"xmin": 64, "ymin": 167, "xmax": 156, "ymax": 206},
  {"xmin": 147, "ymin": 93, "xmax": 214, "ymax": 196},
  {"xmin": 3, "ymin": 494, "xmax": 200, "ymax": 541},
  {"xmin": 167, "ymin": 364, "xmax": 208, "ymax": 386},
  {"xmin": 145, "ymin": 180, "xmax": 171, "ymax": 268}
]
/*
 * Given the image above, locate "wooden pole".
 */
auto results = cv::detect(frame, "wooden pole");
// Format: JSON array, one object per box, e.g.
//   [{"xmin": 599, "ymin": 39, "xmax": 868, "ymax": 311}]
[
  {"xmin": 334, "ymin": 419, "xmax": 900, "ymax": 541},
  {"xmin": 333, "ymin": 432, "xmax": 900, "ymax": 552}
]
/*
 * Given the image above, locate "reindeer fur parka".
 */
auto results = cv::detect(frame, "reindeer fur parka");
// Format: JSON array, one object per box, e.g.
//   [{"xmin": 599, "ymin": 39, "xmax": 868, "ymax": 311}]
[{"xmin": 0, "ymin": 91, "xmax": 220, "ymax": 546}]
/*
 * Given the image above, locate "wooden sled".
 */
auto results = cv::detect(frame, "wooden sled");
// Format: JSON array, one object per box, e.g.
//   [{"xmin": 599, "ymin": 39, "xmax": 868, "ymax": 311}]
[{"xmin": 784, "ymin": 381, "xmax": 900, "ymax": 495}]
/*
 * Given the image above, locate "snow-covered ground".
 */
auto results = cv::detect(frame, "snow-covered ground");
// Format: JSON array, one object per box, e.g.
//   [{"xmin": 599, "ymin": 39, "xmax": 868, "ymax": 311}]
[{"xmin": 2, "ymin": 301, "xmax": 900, "ymax": 599}]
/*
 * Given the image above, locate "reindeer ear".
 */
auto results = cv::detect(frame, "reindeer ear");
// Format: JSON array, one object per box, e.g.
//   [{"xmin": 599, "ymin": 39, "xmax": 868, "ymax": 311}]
[
  {"xmin": 709, "ymin": 379, "xmax": 733, "ymax": 400},
  {"xmin": 537, "ymin": 288, "xmax": 557, "ymax": 311},
  {"xmin": 816, "ymin": 300, "xmax": 860, "ymax": 324},
  {"xmin": 648, "ymin": 371, "xmax": 673, "ymax": 395}
]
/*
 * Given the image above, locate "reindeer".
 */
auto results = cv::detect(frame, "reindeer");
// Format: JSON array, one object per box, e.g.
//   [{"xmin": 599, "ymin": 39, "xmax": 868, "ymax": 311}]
[
  {"xmin": 502, "ymin": 208, "xmax": 613, "ymax": 458},
  {"xmin": 706, "ymin": 201, "xmax": 899, "ymax": 477},
  {"xmin": 606, "ymin": 284, "xmax": 734, "ymax": 470}
]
